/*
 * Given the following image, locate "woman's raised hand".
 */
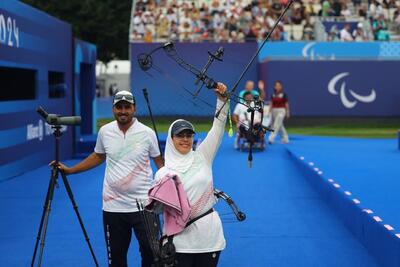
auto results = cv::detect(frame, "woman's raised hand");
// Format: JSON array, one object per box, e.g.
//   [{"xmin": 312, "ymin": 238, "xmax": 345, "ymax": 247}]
[{"xmin": 214, "ymin": 82, "xmax": 228, "ymax": 100}]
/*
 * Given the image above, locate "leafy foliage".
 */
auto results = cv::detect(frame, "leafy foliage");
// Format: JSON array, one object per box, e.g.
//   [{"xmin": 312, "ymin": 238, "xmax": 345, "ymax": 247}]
[{"xmin": 21, "ymin": 0, "xmax": 131, "ymax": 62}]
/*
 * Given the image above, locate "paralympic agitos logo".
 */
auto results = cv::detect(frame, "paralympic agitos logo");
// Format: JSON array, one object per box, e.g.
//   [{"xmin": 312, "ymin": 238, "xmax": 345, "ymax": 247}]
[{"xmin": 327, "ymin": 72, "xmax": 376, "ymax": 109}]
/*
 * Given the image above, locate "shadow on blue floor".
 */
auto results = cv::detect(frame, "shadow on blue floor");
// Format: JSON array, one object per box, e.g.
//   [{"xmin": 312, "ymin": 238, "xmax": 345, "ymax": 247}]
[{"xmin": 0, "ymin": 134, "xmax": 380, "ymax": 267}]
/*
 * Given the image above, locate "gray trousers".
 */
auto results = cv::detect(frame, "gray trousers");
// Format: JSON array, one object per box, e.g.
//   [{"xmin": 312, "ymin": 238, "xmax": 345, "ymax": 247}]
[{"xmin": 268, "ymin": 108, "xmax": 289, "ymax": 143}]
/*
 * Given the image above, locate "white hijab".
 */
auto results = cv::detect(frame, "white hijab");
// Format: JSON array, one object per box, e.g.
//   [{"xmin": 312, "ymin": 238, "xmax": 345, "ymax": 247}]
[{"xmin": 164, "ymin": 119, "xmax": 195, "ymax": 173}]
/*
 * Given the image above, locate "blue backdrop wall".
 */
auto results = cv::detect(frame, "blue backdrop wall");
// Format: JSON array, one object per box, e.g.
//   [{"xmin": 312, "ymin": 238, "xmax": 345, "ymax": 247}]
[
  {"xmin": 259, "ymin": 60, "xmax": 400, "ymax": 116},
  {"xmin": 0, "ymin": 1, "xmax": 79, "ymax": 180},
  {"xmin": 130, "ymin": 42, "xmax": 259, "ymax": 116},
  {"xmin": 74, "ymin": 39, "xmax": 97, "ymax": 137}
]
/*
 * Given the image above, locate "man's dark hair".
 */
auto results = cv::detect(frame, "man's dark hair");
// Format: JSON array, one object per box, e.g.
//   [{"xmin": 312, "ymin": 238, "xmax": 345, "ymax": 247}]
[{"xmin": 243, "ymin": 91, "xmax": 252, "ymax": 98}]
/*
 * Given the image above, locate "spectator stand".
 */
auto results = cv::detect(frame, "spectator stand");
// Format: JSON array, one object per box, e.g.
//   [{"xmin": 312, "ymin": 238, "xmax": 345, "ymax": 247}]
[{"xmin": 129, "ymin": 0, "xmax": 400, "ymax": 43}]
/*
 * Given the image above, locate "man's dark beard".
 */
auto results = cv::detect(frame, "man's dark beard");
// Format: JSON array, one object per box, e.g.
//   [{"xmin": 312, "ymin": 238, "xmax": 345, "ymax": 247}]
[{"xmin": 115, "ymin": 114, "xmax": 133, "ymax": 125}]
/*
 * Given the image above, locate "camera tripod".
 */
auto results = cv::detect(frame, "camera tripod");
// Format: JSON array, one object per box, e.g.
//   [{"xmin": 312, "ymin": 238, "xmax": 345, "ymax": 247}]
[{"xmin": 31, "ymin": 125, "xmax": 99, "ymax": 267}]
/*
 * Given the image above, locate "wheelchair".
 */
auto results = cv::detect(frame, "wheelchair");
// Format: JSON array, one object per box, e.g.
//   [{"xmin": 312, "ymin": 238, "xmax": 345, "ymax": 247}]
[
  {"xmin": 236, "ymin": 123, "xmax": 266, "ymax": 151},
  {"xmin": 235, "ymin": 104, "xmax": 271, "ymax": 152}
]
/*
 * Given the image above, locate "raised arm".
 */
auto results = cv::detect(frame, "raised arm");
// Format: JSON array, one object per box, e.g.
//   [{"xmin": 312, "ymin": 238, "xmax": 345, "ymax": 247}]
[
  {"xmin": 258, "ymin": 80, "xmax": 265, "ymax": 101},
  {"xmin": 197, "ymin": 83, "xmax": 229, "ymax": 164}
]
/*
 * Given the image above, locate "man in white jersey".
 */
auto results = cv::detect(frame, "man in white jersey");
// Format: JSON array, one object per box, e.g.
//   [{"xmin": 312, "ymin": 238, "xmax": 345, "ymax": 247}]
[{"xmin": 55, "ymin": 90, "xmax": 164, "ymax": 267}]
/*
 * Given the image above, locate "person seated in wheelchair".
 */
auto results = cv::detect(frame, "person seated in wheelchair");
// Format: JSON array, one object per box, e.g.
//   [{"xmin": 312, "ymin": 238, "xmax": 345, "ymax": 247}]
[{"xmin": 232, "ymin": 91, "xmax": 265, "ymax": 150}]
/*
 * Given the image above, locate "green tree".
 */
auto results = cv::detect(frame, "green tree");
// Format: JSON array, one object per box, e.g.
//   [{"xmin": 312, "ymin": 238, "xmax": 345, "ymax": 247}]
[{"xmin": 21, "ymin": 0, "xmax": 131, "ymax": 63}]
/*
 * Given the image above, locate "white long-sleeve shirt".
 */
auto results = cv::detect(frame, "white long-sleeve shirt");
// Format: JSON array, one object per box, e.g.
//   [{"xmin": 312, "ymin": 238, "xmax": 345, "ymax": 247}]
[{"xmin": 155, "ymin": 98, "xmax": 229, "ymax": 253}]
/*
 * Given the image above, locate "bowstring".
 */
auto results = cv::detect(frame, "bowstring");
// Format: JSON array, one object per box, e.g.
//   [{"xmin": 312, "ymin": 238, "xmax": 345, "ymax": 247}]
[
  {"xmin": 136, "ymin": 200, "xmax": 161, "ymax": 258},
  {"xmin": 164, "ymin": 47, "xmax": 202, "ymax": 78},
  {"xmin": 147, "ymin": 63, "xmax": 227, "ymax": 124},
  {"xmin": 214, "ymin": 0, "xmax": 295, "ymax": 118},
  {"xmin": 144, "ymin": 64, "xmax": 222, "ymax": 125},
  {"xmin": 141, "ymin": 55, "xmax": 269, "ymax": 136}
]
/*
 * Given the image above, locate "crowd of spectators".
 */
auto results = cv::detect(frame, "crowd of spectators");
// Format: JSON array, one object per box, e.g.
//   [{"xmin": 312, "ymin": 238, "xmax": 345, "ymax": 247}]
[
  {"xmin": 130, "ymin": 0, "xmax": 316, "ymax": 42},
  {"xmin": 323, "ymin": 0, "xmax": 400, "ymax": 41},
  {"xmin": 130, "ymin": 0, "xmax": 400, "ymax": 43}
]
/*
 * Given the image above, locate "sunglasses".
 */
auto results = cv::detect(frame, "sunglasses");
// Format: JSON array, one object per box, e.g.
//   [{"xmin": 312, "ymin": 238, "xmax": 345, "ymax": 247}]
[
  {"xmin": 174, "ymin": 132, "xmax": 194, "ymax": 139},
  {"xmin": 114, "ymin": 94, "xmax": 134, "ymax": 102}
]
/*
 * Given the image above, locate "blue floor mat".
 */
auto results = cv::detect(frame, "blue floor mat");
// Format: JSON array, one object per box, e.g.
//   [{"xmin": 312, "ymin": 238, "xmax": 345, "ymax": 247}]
[
  {"xmin": 0, "ymin": 134, "xmax": 379, "ymax": 267},
  {"xmin": 287, "ymin": 135, "xmax": 400, "ymax": 231}
]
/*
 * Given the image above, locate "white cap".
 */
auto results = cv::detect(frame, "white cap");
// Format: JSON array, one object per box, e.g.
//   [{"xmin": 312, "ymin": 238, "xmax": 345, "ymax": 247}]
[{"xmin": 113, "ymin": 90, "xmax": 135, "ymax": 105}]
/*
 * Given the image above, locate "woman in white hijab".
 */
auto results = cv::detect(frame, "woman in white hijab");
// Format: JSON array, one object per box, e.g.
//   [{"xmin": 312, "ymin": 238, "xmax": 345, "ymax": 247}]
[{"xmin": 154, "ymin": 82, "xmax": 228, "ymax": 266}]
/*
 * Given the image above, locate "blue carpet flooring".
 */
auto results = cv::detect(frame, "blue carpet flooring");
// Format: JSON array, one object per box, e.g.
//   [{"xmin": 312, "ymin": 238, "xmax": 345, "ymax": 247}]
[
  {"xmin": 0, "ymin": 134, "xmax": 379, "ymax": 266},
  {"xmin": 287, "ymin": 135, "xmax": 400, "ymax": 232}
]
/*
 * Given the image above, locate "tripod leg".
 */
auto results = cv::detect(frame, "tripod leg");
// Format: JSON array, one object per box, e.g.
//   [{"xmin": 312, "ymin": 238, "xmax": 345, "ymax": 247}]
[
  {"xmin": 31, "ymin": 168, "xmax": 58, "ymax": 267},
  {"xmin": 59, "ymin": 170, "xmax": 99, "ymax": 267},
  {"xmin": 31, "ymin": 168, "xmax": 57, "ymax": 267}
]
